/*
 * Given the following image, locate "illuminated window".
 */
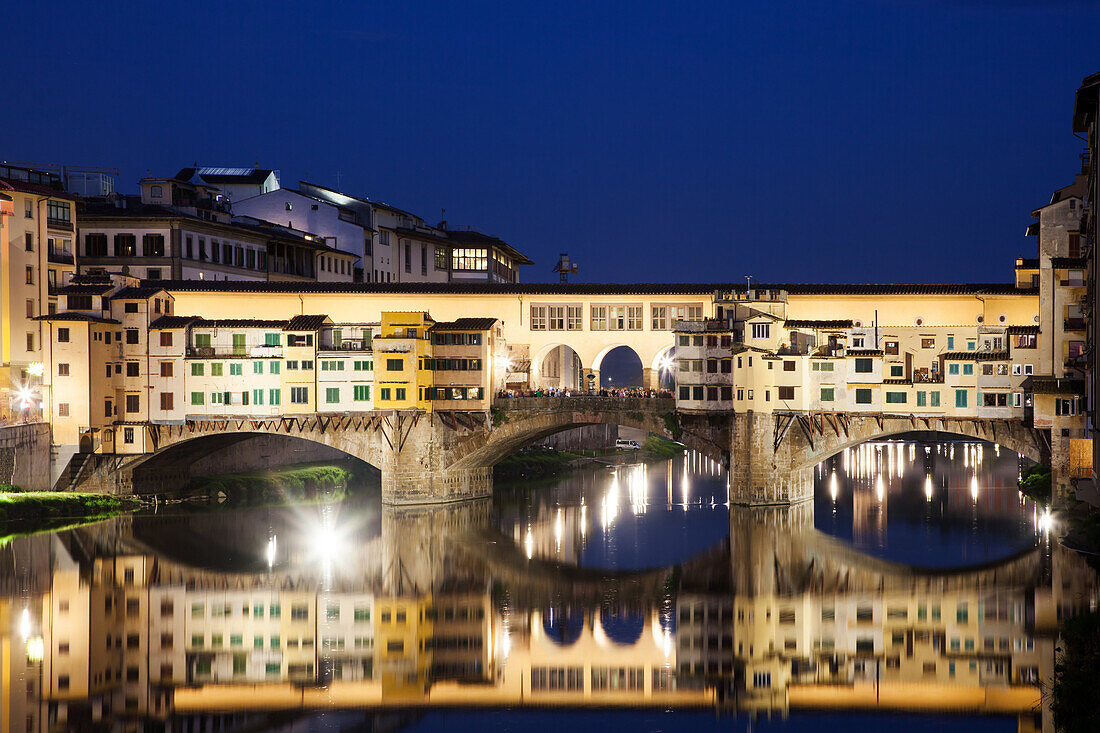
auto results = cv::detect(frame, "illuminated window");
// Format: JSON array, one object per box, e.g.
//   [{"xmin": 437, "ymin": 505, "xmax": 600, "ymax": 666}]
[{"xmin": 452, "ymin": 248, "xmax": 487, "ymax": 271}]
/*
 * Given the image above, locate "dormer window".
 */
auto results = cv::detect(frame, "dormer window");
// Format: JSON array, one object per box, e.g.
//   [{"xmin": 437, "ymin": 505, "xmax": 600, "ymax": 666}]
[
  {"xmin": 285, "ymin": 202, "xmax": 293, "ymax": 211},
  {"xmin": 150, "ymin": 185, "xmax": 163, "ymax": 198}
]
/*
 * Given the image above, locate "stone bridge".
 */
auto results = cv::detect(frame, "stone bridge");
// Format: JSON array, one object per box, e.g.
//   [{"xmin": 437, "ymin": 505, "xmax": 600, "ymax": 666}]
[
  {"xmin": 728, "ymin": 410, "xmax": 1045, "ymax": 505},
  {"xmin": 86, "ymin": 397, "xmax": 728, "ymax": 505},
  {"xmin": 80, "ymin": 399, "xmax": 1045, "ymax": 506}
]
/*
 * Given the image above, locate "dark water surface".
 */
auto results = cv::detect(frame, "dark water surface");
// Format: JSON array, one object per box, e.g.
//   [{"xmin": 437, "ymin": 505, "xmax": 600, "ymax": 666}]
[{"xmin": 0, "ymin": 439, "xmax": 1094, "ymax": 733}]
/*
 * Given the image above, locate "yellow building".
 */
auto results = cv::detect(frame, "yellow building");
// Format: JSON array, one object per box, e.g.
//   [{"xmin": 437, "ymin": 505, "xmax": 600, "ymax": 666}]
[
  {"xmin": 373, "ymin": 312, "xmax": 435, "ymax": 412},
  {"xmin": 0, "ymin": 166, "xmax": 78, "ymax": 421}
]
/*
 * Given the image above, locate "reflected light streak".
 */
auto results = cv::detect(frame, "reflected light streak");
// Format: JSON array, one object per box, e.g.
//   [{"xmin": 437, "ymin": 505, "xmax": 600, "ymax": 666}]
[{"xmin": 924, "ymin": 474, "xmax": 933, "ymax": 501}]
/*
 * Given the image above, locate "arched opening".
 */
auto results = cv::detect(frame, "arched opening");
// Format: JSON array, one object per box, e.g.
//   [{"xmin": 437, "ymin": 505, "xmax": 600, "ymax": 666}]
[
  {"xmin": 531, "ymin": 343, "xmax": 584, "ymax": 390},
  {"xmin": 597, "ymin": 604, "xmax": 646, "ymax": 646},
  {"xmin": 129, "ymin": 432, "xmax": 379, "ymax": 496},
  {"xmin": 650, "ymin": 344, "xmax": 677, "ymax": 390},
  {"xmin": 593, "ymin": 345, "xmax": 643, "ymax": 389},
  {"xmin": 812, "ymin": 433, "xmax": 1043, "ymax": 568},
  {"xmin": 542, "ymin": 606, "xmax": 585, "ymax": 646}
]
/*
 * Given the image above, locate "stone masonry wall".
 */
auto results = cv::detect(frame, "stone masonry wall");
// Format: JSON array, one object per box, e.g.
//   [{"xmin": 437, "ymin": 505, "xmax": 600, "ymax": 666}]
[{"xmin": 0, "ymin": 423, "xmax": 51, "ymax": 491}]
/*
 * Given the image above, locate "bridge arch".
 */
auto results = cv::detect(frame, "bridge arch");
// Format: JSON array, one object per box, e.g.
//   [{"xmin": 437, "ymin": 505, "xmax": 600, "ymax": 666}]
[
  {"xmin": 114, "ymin": 422, "xmax": 390, "ymax": 495},
  {"xmin": 531, "ymin": 342, "xmax": 584, "ymax": 390},
  {"xmin": 782, "ymin": 420, "xmax": 1044, "ymax": 470},
  {"xmin": 447, "ymin": 397, "xmax": 729, "ymax": 471}
]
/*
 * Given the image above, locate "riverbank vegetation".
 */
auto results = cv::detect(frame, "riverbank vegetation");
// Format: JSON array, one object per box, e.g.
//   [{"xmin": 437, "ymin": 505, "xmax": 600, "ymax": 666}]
[
  {"xmin": 185, "ymin": 460, "xmax": 361, "ymax": 504},
  {"xmin": 0, "ymin": 489, "xmax": 139, "ymax": 523},
  {"xmin": 494, "ymin": 436, "xmax": 686, "ymax": 481},
  {"xmin": 1018, "ymin": 464, "xmax": 1052, "ymax": 504}
]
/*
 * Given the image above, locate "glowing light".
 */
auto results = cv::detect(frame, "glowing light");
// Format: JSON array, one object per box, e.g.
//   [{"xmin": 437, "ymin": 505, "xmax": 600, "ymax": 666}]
[
  {"xmin": 924, "ymin": 474, "xmax": 933, "ymax": 501},
  {"xmin": 1037, "ymin": 508, "xmax": 1054, "ymax": 534},
  {"xmin": 26, "ymin": 636, "xmax": 44, "ymax": 662},
  {"xmin": 659, "ymin": 355, "xmax": 675, "ymax": 372},
  {"xmin": 495, "ymin": 354, "xmax": 513, "ymax": 372},
  {"xmin": 553, "ymin": 509, "xmax": 564, "ymax": 553},
  {"xmin": 524, "ymin": 527, "xmax": 534, "ymax": 559},
  {"xmin": 829, "ymin": 471, "xmax": 838, "ymax": 502},
  {"xmin": 15, "ymin": 385, "xmax": 37, "ymax": 410},
  {"xmin": 970, "ymin": 475, "xmax": 979, "ymax": 501},
  {"xmin": 875, "ymin": 474, "xmax": 884, "ymax": 501},
  {"xmin": 265, "ymin": 535, "xmax": 277, "ymax": 568},
  {"xmin": 19, "ymin": 609, "xmax": 31, "ymax": 641},
  {"xmin": 26, "ymin": 362, "xmax": 44, "ymax": 377}
]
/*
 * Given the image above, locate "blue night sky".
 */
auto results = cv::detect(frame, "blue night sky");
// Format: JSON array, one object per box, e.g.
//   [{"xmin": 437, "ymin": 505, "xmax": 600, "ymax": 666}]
[{"xmin": 8, "ymin": 1, "xmax": 1100, "ymax": 284}]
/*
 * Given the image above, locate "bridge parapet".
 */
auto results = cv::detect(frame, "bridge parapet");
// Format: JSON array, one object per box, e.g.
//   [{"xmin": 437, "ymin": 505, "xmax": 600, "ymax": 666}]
[{"xmin": 494, "ymin": 395, "xmax": 676, "ymax": 414}]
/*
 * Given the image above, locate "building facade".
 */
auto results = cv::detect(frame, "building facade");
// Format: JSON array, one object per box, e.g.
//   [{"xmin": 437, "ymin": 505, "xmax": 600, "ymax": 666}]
[
  {"xmin": 76, "ymin": 172, "xmax": 353, "ymax": 283},
  {"xmin": 40, "ymin": 273, "xmax": 507, "ymax": 456},
  {"xmin": 0, "ymin": 164, "xmax": 78, "ymax": 421}
]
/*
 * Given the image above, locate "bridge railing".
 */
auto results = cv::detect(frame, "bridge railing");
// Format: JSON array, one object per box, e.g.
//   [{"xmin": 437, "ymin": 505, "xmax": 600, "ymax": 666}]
[{"xmin": 495, "ymin": 395, "xmax": 676, "ymax": 412}]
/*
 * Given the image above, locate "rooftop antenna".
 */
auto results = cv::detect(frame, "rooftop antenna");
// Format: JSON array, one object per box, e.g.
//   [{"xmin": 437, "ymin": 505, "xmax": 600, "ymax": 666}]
[
  {"xmin": 335, "ymin": 171, "xmax": 343, "ymax": 190},
  {"xmin": 552, "ymin": 253, "xmax": 579, "ymax": 283}
]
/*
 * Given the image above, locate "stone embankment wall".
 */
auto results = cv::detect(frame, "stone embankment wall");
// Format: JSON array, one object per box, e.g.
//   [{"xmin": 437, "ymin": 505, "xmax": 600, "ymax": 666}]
[{"xmin": 0, "ymin": 423, "xmax": 51, "ymax": 491}]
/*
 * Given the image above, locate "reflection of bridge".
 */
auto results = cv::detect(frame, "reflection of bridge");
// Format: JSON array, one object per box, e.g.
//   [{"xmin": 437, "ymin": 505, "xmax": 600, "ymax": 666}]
[
  {"xmin": 87, "ymin": 397, "xmax": 1043, "ymax": 506},
  {"xmin": 6, "ymin": 497, "xmax": 1095, "ymax": 732}
]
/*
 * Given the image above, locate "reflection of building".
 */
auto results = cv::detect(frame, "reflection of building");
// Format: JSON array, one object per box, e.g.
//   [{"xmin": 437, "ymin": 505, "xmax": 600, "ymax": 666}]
[{"xmin": 1, "ymin": 493, "xmax": 1095, "ymax": 732}]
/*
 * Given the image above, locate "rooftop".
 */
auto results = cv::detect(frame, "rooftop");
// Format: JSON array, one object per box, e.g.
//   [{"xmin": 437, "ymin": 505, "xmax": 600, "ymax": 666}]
[
  {"xmin": 112, "ymin": 285, "xmax": 168, "ymax": 300},
  {"xmin": 177, "ymin": 167, "xmax": 277, "ymax": 185},
  {"xmin": 149, "ymin": 280, "xmax": 1036, "ymax": 297},
  {"xmin": 784, "ymin": 319, "xmax": 854, "ymax": 329},
  {"xmin": 285, "ymin": 315, "xmax": 331, "ymax": 331},
  {"xmin": 1021, "ymin": 376, "xmax": 1086, "ymax": 395},
  {"xmin": 431, "ymin": 317, "xmax": 499, "ymax": 332},
  {"xmin": 33, "ymin": 312, "xmax": 120, "ymax": 324},
  {"xmin": 941, "ymin": 350, "xmax": 1010, "ymax": 361}
]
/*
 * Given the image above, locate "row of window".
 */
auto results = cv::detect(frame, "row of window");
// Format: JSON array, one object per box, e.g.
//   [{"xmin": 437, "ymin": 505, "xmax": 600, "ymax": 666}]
[
  {"xmin": 82, "ymin": 232, "xmax": 269, "ymax": 271},
  {"xmin": 530, "ymin": 667, "xmax": 674, "ymax": 692},
  {"xmin": 678, "ymin": 385, "xmax": 1022, "ymax": 409},
  {"xmin": 530, "ymin": 304, "xmax": 704, "ymax": 331},
  {"xmin": 191, "ymin": 361, "xmax": 282, "ymax": 376},
  {"xmin": 191, "ymin": 390, "xmax": 284, "ymax": 406}
]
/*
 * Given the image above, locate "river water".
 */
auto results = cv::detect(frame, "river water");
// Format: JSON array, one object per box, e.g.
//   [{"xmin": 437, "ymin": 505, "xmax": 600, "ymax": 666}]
[{"xmin": 0, "ymin": 438, "xmax": 1095, "ymax": 732}]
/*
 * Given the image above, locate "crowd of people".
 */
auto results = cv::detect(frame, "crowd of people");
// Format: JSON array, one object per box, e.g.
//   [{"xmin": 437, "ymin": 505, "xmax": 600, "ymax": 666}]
[{"xmin": 497, "ymin": 386, "xmax": 673, "ymax": 399}]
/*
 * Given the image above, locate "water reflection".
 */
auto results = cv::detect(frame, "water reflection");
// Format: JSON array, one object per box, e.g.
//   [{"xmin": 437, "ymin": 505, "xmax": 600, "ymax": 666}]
[
  {"xmin": 815, "ymin": 439, "xmax": 1042, "ymax": 567},
  {"xmin": 0, "ymin": 442, "xmax": 1094, "ymax": 733},
  {"xmin": 495, "ymin": 452, "xmax": 730, "ymax": 570}
]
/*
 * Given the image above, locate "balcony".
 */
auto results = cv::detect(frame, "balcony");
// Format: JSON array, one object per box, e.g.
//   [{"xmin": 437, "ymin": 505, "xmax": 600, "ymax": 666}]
[
  {"xmin": 318, "ymin": 341, "xmax": 372, "ymax": 352},
  {"xmin": 1065, "ymin": 318, "xmax": 1087, "ymax": 331},
  {"xmin": 47, "ymin": 246, "xmax": 75, "ymax": 265},
  {"xmin": 187, "ymin": 346, "xmax": 284, "ymax": 359},
  {"xmin": 46, "ymin": 217, "xmax": 73, "ymax": 232}
]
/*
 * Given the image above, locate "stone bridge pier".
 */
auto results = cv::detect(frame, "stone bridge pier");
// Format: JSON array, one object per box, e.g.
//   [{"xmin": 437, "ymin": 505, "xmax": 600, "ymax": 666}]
[{"xmin": 729, "ymin": 411, "xmax": 815, "ymax": 505}]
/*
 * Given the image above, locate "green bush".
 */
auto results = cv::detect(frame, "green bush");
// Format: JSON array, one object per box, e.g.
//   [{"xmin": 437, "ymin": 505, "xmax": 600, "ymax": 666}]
[
  {"xmin": 187, "ymin": 461, "xmax": 354, "ymax": 504},
  {"xmin": 643, "ymin": 435, "xmax": 685, "ymax": 458},
  {"xmin": 1018, "ymin": 464, "xmax": 1052, "ymax": 504}
]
